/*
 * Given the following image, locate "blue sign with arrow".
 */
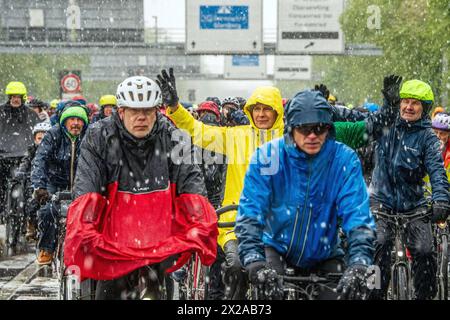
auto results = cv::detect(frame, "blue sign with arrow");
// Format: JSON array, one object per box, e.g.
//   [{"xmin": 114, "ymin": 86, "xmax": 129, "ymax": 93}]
[
  {"xmin": 232, "ymin": 55, "xmax": 259, "ymax": 66},
  {"xmin": 200, "ymin": 5, "xmax": 249, "ymax": 30}
]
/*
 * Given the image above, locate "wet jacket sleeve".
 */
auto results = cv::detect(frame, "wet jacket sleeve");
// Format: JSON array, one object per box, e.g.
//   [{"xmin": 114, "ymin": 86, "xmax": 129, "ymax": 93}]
[
  {"xmin": 336, "ymin": 150, "xmax": 376, "ymax": 266},
  {"xmin": 31, "ymin": 132, "xmax": 53, "ymax": 189},
  {"xmin": 331, "ymin": 105, "xmax": 368, "ymax": 122},
  {"xmin": 334, "ymin": 121, "xmax": 368, "ymax": 150},
  {"xmin": 424, "ymin": 133, "xmax": 450, "ymax": 203},
  {"xmin": 170, "ymin": 129, "xmax": 208, "ymax": 197},
  {"xmin": 167, "ymin": 104, "xmax": 228, "ymax": 154},
  {"xmin": 73, "ymin": 126, "xmax": 107, "ymax": 198},
  {"xmin": 235, "ymin": 148, "xmax": 272, "ymax": 267},
  {"xmin": 364, "ymin": 100, "xmax": 399, "ymax": 140},
  {"xmin": 332, "ymin": 101, "xmax": 397, "ymax": 141},
  {"xmin": 17, "ymin": 144, "xmax": 36, "ymax": 175}
]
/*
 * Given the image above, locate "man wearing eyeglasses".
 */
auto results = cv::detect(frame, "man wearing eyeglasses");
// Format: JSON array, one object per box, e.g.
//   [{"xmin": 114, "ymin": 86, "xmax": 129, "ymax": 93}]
[{"xmin": 235, "ymin": 90, "xmax": 376, "ymax": 300}]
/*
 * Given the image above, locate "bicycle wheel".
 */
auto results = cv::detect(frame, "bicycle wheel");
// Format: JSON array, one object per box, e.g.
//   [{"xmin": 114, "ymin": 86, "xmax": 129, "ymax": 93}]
[
  {"xmin": 177, "ymin": 260, "xmax": 190, "ymax": 300},
  {"xmin": 191, "ymin": 253, "xmax": 207, "ymax": 300},
  {"xmin": 438, "ymin": 234, "xmax": 448, "ymax": 300},
  {"xmin": 5, "ymin": 181, "xmax": 24, "ymax": 256},
  {"xmin": 395, "ymin": 265, "xmax": 410, "ymax": 300}
]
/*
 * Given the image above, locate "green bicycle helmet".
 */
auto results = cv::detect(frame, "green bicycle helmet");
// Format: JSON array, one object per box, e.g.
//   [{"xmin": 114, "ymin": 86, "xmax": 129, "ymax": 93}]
[{"xmin": 400, "ymin": 79, "xmax": 434, "ymax": 105}]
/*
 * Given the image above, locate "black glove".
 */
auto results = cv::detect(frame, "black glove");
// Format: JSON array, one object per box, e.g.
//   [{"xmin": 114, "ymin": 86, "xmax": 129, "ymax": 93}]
[
  {"xmin": 222, "ymin": 240, "xmax": 246, "ymax": 299},
  {"xmin": 247, "ymin": 262, "xmax": 283, "ymax": 300},
  {"xmin": 381, "ymin": 74, "xmax": 402, "ymax": 107},
  {"xmin": 314, "ymin": 84, "xmax": 330, "ymax": 100},
  {"xmin": 156, "ymin": 68, "xmax": 179, "ymax": 108},
  {"xmin": 14, "ymin": 171, "xmax": 27, "ymax": 181},
  {"xmin": 223, "ymin": 240, "xmax": 241, "ymax": 273},
  {"xmin": 336, "ymin": 264, "xmax": 369, "ymax": 300},
  {"xmin": 33, "ymin": 188, "xmax": 49, "ymax": 205},
  {"xmin": 431, "ymin": 201, "xmax": 450, "ymax": 223}
]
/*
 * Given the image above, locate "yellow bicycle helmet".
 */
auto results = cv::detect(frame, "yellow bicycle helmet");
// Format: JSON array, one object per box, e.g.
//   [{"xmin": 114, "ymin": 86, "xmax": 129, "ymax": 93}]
[
  {"xmin": 50, "ymin": 99, "xmax": 60, "ymax": 109},
  {"xmin": 5, "ymin": 81, "xmax": 27, "ymax": 101},
  {"xmin": 99, "ymin": 95, "xmax": 117, "ymax": 107}
]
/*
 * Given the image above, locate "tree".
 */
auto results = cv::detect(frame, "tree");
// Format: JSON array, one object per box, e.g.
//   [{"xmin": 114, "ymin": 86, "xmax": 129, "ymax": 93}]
[{"xmin": 309, "ymin": 0, "xmax": 450, "ymax": 107}]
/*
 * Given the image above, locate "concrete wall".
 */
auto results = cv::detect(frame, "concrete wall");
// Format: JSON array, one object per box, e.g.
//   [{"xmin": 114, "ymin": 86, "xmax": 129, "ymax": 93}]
[{"xmin": 0, "ymin": 0, "xmax": 144, "ymax": 29}]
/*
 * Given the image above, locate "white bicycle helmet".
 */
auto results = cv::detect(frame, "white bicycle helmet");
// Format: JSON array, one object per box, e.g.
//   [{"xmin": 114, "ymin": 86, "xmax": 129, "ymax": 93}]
[
  {"xmin": 32, "ymin": 121, "xmax": 52, "ymax": 135},
  {"xmin": 432, "ymin": 112, "xmax": 450, "ymax": 131},
  {"xmin": 116, "ymin": 76, "xmax": 161, "ymax": 108}
]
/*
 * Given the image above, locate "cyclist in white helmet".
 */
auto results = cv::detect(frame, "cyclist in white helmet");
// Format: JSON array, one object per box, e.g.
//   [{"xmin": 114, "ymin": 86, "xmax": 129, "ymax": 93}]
[{"xmin": 64, "ymin": 75, "xmax": 218, "ymax": 300}]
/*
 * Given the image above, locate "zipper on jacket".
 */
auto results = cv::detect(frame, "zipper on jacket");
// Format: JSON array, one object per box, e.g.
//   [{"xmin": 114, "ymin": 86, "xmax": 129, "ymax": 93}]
[
  {"xmin": 70, "ymin": 140, "xmax": 75, "ymax": 192},
  {"xmin": 287, "ymin": 205, "xmax": 303, "ymax": 256},
  {"xmin": 297, "ymin": 206, "xmax": 313, "ymax": 265},
  {"xmin": 287, "ymin": 158, "xmax": 312, "ymax": 262},
  {"xmin": 295, "ymin": 158, "xmax": 313, "ymax": 265},
  {"xmin": 391, "ymin": 129, "xmax": 404, "ymax": 211}
]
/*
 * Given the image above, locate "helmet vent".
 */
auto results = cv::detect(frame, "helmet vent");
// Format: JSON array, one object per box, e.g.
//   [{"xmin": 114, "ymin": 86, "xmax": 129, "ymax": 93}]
[
  {"xmin": 129, "ymin": 91, "xmax": 135, "ymax": 101},
  {"xmin": 138, "ymin": 93, "xmax": 144, "ymax": 102}
]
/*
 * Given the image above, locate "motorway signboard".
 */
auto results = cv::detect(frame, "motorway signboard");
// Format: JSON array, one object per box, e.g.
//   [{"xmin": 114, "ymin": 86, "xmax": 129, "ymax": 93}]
[
  {"xmin": 186, "ymin": 0, "xmax": 263, "ymax": 54},
  {"xmin": 277, "ymin": 0, "xmax": 345, "ymax": 54}
]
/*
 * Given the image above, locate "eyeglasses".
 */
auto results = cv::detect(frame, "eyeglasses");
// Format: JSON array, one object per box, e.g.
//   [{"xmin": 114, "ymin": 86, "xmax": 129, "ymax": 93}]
[
  {"xmin": 251, "ymin": 105, "xmax": 274, "ymax": 113},
  {"xmin": 295, "ymin": 123, "xmax": 331, "ymax": 136}
]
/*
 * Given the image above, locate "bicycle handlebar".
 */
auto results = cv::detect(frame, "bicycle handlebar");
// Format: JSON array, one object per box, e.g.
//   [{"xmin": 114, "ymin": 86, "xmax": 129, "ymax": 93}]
[
  {"xmin": 216, "ymin": 204, "xmax": 239, "ymax": 229},
  {"xmin": 281, "ymin": 272, "xmax": 342, "ymax": 284},
  {"xmin": 52, "ymin": 191, "xmax": 72, "ymax": 202},
  {"xmin": 375, "ymin": 208, "xmax": 431, "ymax": 225}
]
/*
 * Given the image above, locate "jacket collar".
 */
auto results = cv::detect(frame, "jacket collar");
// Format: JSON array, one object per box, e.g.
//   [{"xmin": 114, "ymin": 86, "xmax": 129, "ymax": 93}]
[{"xmin": 396, "ymin": 116, "xmax": 431, "ymax": 130}]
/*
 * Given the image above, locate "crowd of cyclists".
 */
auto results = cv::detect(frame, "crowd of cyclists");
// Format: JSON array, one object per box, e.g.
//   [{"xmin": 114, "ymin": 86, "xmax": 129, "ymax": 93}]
[{"xmin": 0, "ymin": 68, "xmax": 449, "ymax": 300}]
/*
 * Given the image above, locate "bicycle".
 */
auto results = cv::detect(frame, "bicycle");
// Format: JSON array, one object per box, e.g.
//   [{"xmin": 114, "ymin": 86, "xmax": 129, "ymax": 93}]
[
  {"xmin": 177, "ymin": 252, "xmax": 208, "ymax": 300},
  {"xmin": 434, "ymin": 219, "xmax": 448, "ymax": 300},
  {"xmin": 50, "ymin": 191, "xmax": 97, "ymax": 300},
  {"xmin": 279, "ymin": 269, "xmax": 343, "ymax": 300},
  {"xmin": 4, "ymin": 173, "xmax": 28, "ymax": 256},
  {"xmin": 177, "ymin": 204, "xmax": 239, "ymax": 300},
  {"xmin": 375, "ymin": 208, "xmax": 430, "ymax": 300}
]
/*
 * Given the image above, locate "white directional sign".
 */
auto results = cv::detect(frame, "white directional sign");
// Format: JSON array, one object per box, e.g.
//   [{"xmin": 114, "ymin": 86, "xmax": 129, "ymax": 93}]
[
  {"xmin": 274, "ymin": 56, "xmax": 312, "ymax": 80},
  {"xmin": 224, "ymin": 55, "xmax": 267, "ymax": 79},
  {"xmin": 186, "ymin": 0, "xmax": 263, "ymax": 54},
  {"xmin": 277, "ymin": 0, "xmax": 345, "ymax": 54}
]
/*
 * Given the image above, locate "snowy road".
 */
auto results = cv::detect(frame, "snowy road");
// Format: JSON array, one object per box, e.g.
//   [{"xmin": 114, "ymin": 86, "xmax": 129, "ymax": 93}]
[
  {"xmin": 0, "ymin": 252, "xmax": 59, "ymax": 300},
  {"xmin": 0, "ymin": 224, "xmax": 59, "ymax": 300}
]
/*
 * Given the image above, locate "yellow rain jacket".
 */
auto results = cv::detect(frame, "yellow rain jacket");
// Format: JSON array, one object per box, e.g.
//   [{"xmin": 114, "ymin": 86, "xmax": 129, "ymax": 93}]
[{"xmin": 167, "ymin": 87, "xmax": 284, "ymax": 249}]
